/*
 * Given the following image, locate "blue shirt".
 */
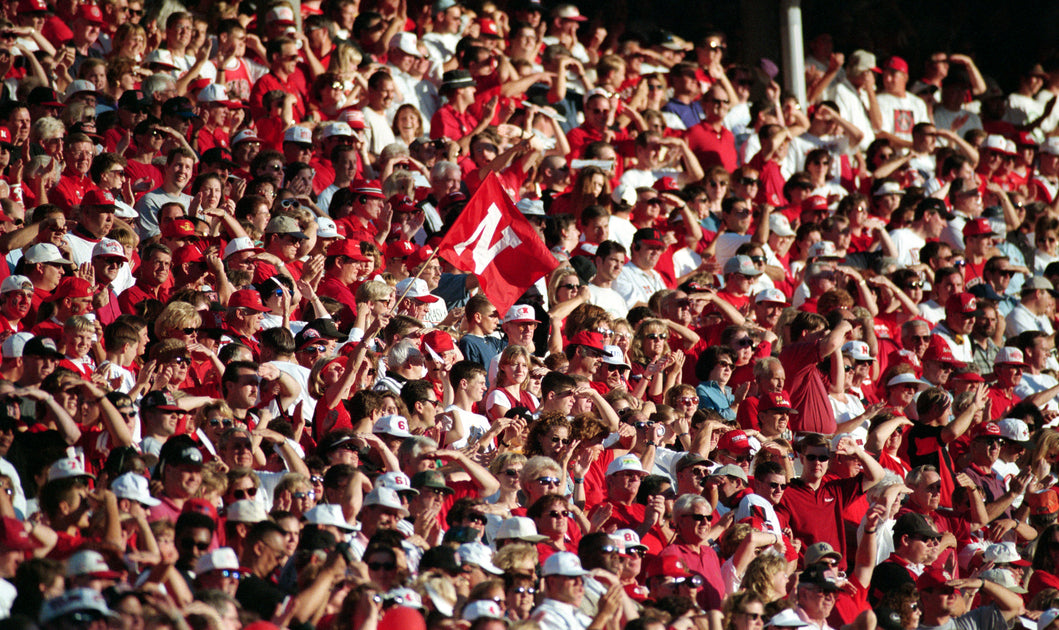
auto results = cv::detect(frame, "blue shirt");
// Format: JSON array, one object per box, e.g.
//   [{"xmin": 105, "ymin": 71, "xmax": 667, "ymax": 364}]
[
  {"xmin": 458, "ymin": 334, "xmax": 506, "ymax": 384},
  {"xmin": 662, "ymin": 99, "xmax": 705, "ymax": 130},
  {"xmin": 696, "ymin": 381, "xmax": 736, "ymax": 421}
]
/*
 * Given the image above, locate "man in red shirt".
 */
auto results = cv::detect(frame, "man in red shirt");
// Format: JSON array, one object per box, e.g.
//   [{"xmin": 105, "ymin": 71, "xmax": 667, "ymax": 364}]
[
  {"xmin": 430, "ymin": 70, "xmax": 493, "ymax": 155},
  {"xmin": 597, "ymin": 453, "xmax": 666, "ymax": 555},
  {"xmin": 337, "ymin": 180, "xmax": 391, "ymax": 246},
  {"xmin": 118, "ymin": 242, "xmax": 172, "ymax": 313},
  {"xmin": 686, "ymin": 84, "xmax": 737, "ymax": 172},
  {"xmin": 779, "ymin": 311, "xmax": 851, "ymax": 434},
  {"xmin": 22, "ymin": 243, "xmax": 72, "ymax": 321},
  {"xmin": 48, "ymin": 133, "xmax": 97, "ymax": 212},
  {"xmin": 659, "ymin": 493, "xmax": 726, "ymax": 611},
  {"xmin": 775, "ymin": 433, "xmax": 886, "ymax": 570},
  {"xmin": 317, "ymin": 239, "xmax": 369, "ymax": 330},
  {"xmin": 222, "ymin": 290, "xmax": 269, "ymax": 359},
  {"xmin": 249, "ymin": 37, "xmax": 308, "ymax": 122},
  {"xmin": 0, "ymin": 275, "xmax": 33, "ymax": 333},
  {"xmin": 567, "ymin": 90, "xmax": 635, "ymax": 160}
]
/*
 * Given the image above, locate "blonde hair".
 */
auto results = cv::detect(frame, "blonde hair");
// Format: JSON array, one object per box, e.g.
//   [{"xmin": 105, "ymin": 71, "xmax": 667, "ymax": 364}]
[
  {"xmin": 546, "ymin": 266, "xmax": 579, "ymax": 306},
  {"xmin": 64, "ymin": 315, "xmax": 94, "ymax": 333},
  {"xmin": 31, "ymin": 117, "xmax": 65, "ymax": 143},
  {"xmin": 199, "ymin": 461, "xmax": 228, "ymax": 498},
  {"xmin": 496, "ymin": 345, "xmax": 532, "ymax": 388},
  {"xmin": 356, "ymin": 280, "xmax": 393, "ymax": 303},
  {"xmin": 154, "ymin": 301, "xmax": 203, "ymax": 339},
  {"xmin": 629, "ymin": 318, "xmax": 669, "ymax": 364},
  {"xmin": 742, "ymin": 554, "xmax": 790, "ymax": 603},
  {"xmin": 493, "ymin": 541, "xmax": 539, "ymax": 573}
]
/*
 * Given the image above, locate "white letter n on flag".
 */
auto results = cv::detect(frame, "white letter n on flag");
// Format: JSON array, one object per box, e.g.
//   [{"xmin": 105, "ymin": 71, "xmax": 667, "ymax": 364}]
[{"xmin": 452, "ymin": 202, "xmax": 523, "ymax": 274}]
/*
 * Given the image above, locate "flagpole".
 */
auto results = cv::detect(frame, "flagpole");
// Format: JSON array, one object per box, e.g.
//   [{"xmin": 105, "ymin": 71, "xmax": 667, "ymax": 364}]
[{"xmin": 389, "ymin": 245, "xmax": 444, "ymax": 316}]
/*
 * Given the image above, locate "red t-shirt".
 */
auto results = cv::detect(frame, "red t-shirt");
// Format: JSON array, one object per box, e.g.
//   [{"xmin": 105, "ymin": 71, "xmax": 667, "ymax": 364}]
[
  {"xmin": 774, "ymin": 474, "xmax": 864, "ymax": 571},
  {"xmin": 779, "ymin": 339, "xmax": 837, "ymax": 434},
  {"xmin": 685, "ymin": 122, "xmax": 737, "ymax": 172}
]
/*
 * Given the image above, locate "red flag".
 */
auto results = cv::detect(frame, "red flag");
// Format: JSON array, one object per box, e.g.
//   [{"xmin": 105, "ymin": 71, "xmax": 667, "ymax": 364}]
[{"xmin": 436, "ymin": 172, "xmax": 559, "ymax": 314}]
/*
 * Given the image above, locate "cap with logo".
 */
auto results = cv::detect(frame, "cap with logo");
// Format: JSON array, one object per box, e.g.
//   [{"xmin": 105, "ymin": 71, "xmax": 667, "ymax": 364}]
[
  {"xmin": 111, "ymin": 472, "xmax": 161, "ymax": 507},
  {"xmin": 717, "ymin": 429, "xmax": 751, "ymax": 454},
  {"xmin": 723, "ymin": 255, "xmax": 763, "ymax": 276},
  {"xmin": 503, "ymin": 304, "xmax": 540, "ymax": 324},
  {"xmin": 373, "ymin": 414, "xmax": 414, "ymax": 439},
  {"xmin": 710, "ymin": 463, "xmax": 748, "ymax": 483},
  {"xmin": 283, "ymin": 126, "xmax": 313, "ymax": 145},
  {"xmin": 395, "ymin": 277, "xmax": 439, "ymax": 303},
  {"xmin": 542, "ymin": 551, "xmax": 590, "ymax": 576}
]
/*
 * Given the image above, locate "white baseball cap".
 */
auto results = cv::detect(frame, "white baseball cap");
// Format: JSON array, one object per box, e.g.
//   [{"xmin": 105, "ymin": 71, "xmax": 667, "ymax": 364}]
[
  {"xmin": 842, "ymin": 340, "xmax": 873, "ymax": 362},
  {"xmin": 226, "ymin": 499, "xmax": 267, "ymax": 523},
  {"xmin": 0, "ymin": 275, "xmax": 32, "ymax": 294},
  {"xmin": 516, "ymin": 198, "xmax": 546, "ymax": 217},
  {"xmin": 316, "ymin": 216, "xmax": 340, "ymax": 239},
  {"xmin": 374, "ymin": 471, "xmax": 419, "ymax": 495},
  {"xmin": 542, "ymin": 551, "xmax": 589, "ymax": 576},
  {"xmin": 373, "ymin": 414, "xmax": 414, "ymax": 438},
  {"xmin": 1, "ymin": 332, "xmax": 34, "ymax": 359},
  {"xmin": 1040, "ymin": 608, "xmax": 1059, "ymax": 630},
  {"xmin": 754, "ymin": 288, "xmax": 788, "ymax": 305},
  {"xmin": 92, "ymin": 238, "xmax": 128, "ymax": 261},
  {"xmin": 606, "ymin": 453, "xmax": 647, "ymax": 476},
  {"xmin": 194, "ymin": 547, "xmax": 242, "ymax": 576},
  {"xmin": 303, "ymin": 503, "xmax": 359, "ymax": 531},
  {"xmin": 395, "ymin": 277, "xmax": 440, "ymax": 303},
  {"xmin": 322, "ymin": 122, "xmax": 354, "ymax": 139},
  {"xmin": 601, "ymin": 345, "xmax": 630, "ymax": 369},
  {"xmin": 283, "ymin": 126, "xmax": 313, "ymax": 145},
  {"xmin": 769, "ymin": 213, "xmax": 796, "ymax": 237},
  {"xmin": 458, "ymin": 542, "xmax": 503, "ymax": 574},
  {"xmin": 983, "ymin": 541, "xmax": 1029, "ymax": 566},
  {"xmin": 48, "ymin": 457, "xmax": 95, "ymax": 482},
  {"xmin": 462, "ymin": 600, "xmax": 507, "ymax": 622},
  {"xmin": 613, "ymin": 528, "xmax": 648, "ymax": 553},
  {"xmin": 997, "ymin": 418, "xmax": 1031, "ymax": 445},
  {"xmin": 363, "ymin": 487, "xmax": 410, "ymax": 516},
  {"xmin": 40, "ymin": 588, "xmax": 117, "ymax": 624},
  {"xmin": 503, "ymin": 304, "xmax": 540, "ymax": 324},
  {"xmin": 495, "ymin": 516, "xmax": 547, "ymax": 542},
  {"xmin": 111, "ymin": 472, "xmax": 161, "ymax": 507},
  {"xmin": 24, "ymin": 243, "xmax": 72, "ymax": 265},
  {"xmin": 66, "ymin": 550, "xmax": 121, "ymax": 578},
  {"xmin": 886, "ymin": 373, "xmax": 930, "ymax": 389},
  {"xmin": 223, "ymin": 236, "xmax": 263, "ymax": 259}
]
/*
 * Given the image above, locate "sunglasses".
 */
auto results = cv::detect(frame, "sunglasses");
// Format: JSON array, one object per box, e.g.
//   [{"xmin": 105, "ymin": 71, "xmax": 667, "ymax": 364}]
[
  {"xmin": 503, "ymin": 469, "xmax": 521, "ymax": 478},
  {"xmin": 558, "ymin": 283, "xmax": 581, "ymax": 291},
  {"xmin": 766, "ymin": 481, "xmax": 788, "ymax": 491},
  {"xmin": 310, "ymin": 475, "xmax": 324, "ymax": 484},
  {"xmin": 216, "ymin": 569, "xmax": 242, "ymax": 579},
  {"xmin": 536, "ymin": 476, "xmax": 561, "ymax": 486},
  {"xmin": 645, "ymin": 333, "xmax": 669, "ymax": 341},
  {"xmin": 512, "ymin": 586, "xmax": 536, "ymax": 595},
  {"xmin": 466, "ymin": 513, "xmax": 487, "ymax": 525},
  {"xmin": 233, "ymin": 487, "xmax": 257, "ymax": 500},
  {"xmin": 546, "ymin": 510, "xmax": 571, "ymax": 519},
  {"xmin": 208, "ymin": 418, "xmax": 234, "ymax": 428},
  {"xmin": 292, "ymin": 491, "xmax": 315, "ymax": 500},
  {"xmin": 740, "ymin": 613, "xmax": 764, "ymax": 621},
  {"xmin": 684, "ymin": 513, "xmax": 709, "ymax": 522},
  {"xmin": 368, "ymin": 561, "xmax": 397, "ymax": 571},
  {"xmin": 805, "ymin": 453, "xmax": 830, "ymax": 462},
  {"xmin": 550, "ymin": 437, "xmax": 571, "ymax": 446},
  {"xmin": 179, "ymin": 538, "xmax": 210, "ymax": 552}
]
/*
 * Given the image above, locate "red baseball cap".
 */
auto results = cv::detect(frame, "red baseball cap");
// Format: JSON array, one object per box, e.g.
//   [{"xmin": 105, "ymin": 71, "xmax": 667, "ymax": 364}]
[
  {"xmin": 48, "ymin": 277, "xmax": 93, "ymax": 302},
  {"xmin": 945, "ymin": 292, "xmax": 980, "ymax": 317},
  {"xmin": 645, "ymin": 555, "xmax": 693, "ymax": 579},
  {"xmin": 407, "ymin": 245, "xmax": 435, "ymax": 269},
  {"xmin": 172, "ymin": 244, "xmax": 206, "ymax": 266},
  {"xmin": 802, "ymin": 195, "xmax": 829, "ymax": 212},
  {"xmin": 1028, "ymin": 489, "xmax": 1059, "ymax": 516},
  {"xmin": 917, "ymin": 567, "xmax": 955, "ymax": 591},
  {"xmin": 162, "ymin": 218, "xmax": 197, "ymax": 239},
  {"xmin": 962, "ymin": 217, "xmax": 996, "ymax": 238},
  {"xmin": 326, "ymin": 239, "xmax": 370, "ymax": 261},
  {"xmin": 422, "ymin": 330, "xmax": 455, "ymax": 354},
  {"xmin": 884, "ymin": 56, "xmax": 909, "ymax": 74},
  {"xmin": 17, "ymin": 0, "xmax": 49, "ymax": 12},
  {"xmin": 761, "ymin": 391, "xmax": 798, "ymax": 413},
  {"xmin": 717, "ymin": 429, "xmax": 751, "ymax": 454},
  {"xmin": 970, "ymin": 422, "xmax": 1002, "ymax": 440},
  {"xmin": 228, "ymin": 289, "xmax": 269, "ymax": 312},
  {"xmin": 76, "ymin": 3, "xmax": 105, "ymax": 23},
  {"xmin": 81, "ymin": 188, "xmax": 118, "ymax": 208},
  {"xmin": 922, "ymin": 341, "xmax": 966, "ymax": 368},
  {"xmin": 385, "ymin": 240, "xmax": 416, "ymax": 259},
  {"xmin": 0, "ymin": 517, "xmax": 42, "ymax": 551},
  {"xmin": 350, "ymin": 179, "xmax": 385, "ymax": 199},
  {"xmin": 652, "ymin": 176, "xmax": 680, "ymax": 193},
  {"xmin": 566, "ymin": 330, "xmax": 607, "ymax": 353}
]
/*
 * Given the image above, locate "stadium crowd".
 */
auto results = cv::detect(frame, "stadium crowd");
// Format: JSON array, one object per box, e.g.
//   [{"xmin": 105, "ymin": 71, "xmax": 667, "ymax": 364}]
[{"xmin": 1, "ymin": 3, "xmax": 1059, "ymax": 630}]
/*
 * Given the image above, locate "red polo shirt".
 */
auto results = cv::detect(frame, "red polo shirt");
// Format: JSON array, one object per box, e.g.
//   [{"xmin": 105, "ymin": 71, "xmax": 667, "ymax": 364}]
[
  {"xmin": 775, "ymin": 474, "xmax": 864, "ymax": 571},
  {"xmin": 685, "ymin": 121, "xmax": 737, "ymax": 172}
]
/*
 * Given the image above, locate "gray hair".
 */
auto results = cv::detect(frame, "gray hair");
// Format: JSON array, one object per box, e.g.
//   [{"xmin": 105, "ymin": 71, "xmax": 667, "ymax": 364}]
[
  {"xmin": 398, "ymin": 435, "xmax": 437, "ymax": 462},
  {"xmin": 430, "ymin": 160, "xmax": 460, "ymax": 183},
  {"xmin": 520, "ymin": 455, "xmax": 561, "ymax": 486},
  {"xmin": 142, "ymin": 72, "xmax": 176, "ymax": 99},
  {"xmin": 672, "ymin": 493, "xmax": 710, "ymax": 519},
  {"xmin": 30, "ymin": 116, "xmax": 64, "ymax": 143},
  {"xmin": 387, "ymin": 339, "xmax": 423, "ymax": 369}
]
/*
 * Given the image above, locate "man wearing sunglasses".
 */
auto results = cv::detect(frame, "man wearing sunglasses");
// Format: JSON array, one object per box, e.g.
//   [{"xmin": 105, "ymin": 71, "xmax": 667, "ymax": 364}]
[{"xmin": 776, "ymin": 433, "xmax": 886, "ymax": 571}]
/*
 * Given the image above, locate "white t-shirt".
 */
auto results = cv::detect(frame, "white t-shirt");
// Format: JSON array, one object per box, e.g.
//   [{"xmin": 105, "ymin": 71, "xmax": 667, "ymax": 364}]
[
  {"xmin": 613, "ymin": 263, "xmax": 667, "ymax": 308},
  {"xmin": 889, "ymin": 228, "xmax": 926, "ymax": 268},
  {"xmin": 876, "ymin": 91, "xmax": 931, "ymax": 142},
  {"xmin": 362, "ymin": 106, "xmax": 396, "ymax": 156},
  {"xmin": 587, "ymin": 284, "xmax": 629, "ymax": 319},
  {"xmin": 933, "ymin": 106, "xmax": 983, "ymax": 134},
  {"xmin": 441, "ymin": 404, "xmax": 493, "ymax": 450}
]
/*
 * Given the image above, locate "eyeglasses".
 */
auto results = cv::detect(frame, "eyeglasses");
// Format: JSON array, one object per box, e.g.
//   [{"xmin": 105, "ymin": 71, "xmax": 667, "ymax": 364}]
[
  {"xmin": 766, "ymin": 481, "xmax": 788, "ymax": 491},
  {"xmin": 680, "ymin": 397, "xmax": 698, "ymax": 405},
  {"xmin": 645, "ymin": 333, "xmax": 669, "ymax": 341},
  {"xmin": 292, "ymin": 491, "xmax": 315, "ymax": 500},
  {"xmin": 466, "ymin": 513, "xmax": 487, "ymax": 525},
  {"xmin": 216, "ymin": 569, "xmax": 242, "ymax": 579},
  {"xmin": 536, "ymin": 476, "xmax": 561, "ymax": 486},
  {"xmin": 208, "ymin": 418, "xmax": 234, "ymax": 428},
  {"xmin": 843, "ymin": 365, "xmax": 854, "ymax": 373},
  {"xmin": 558, "ymin": 283, "xmax": 581, "ymax": 291},
  {"xmin": 913, "ymin": 535, "xmax": 942, "ymax": 546},
  {"xmin": 503, "ymin": 469, "xmax": 521, "ymax": 478},
  {"xmin": 170, "ymin": 356, "xmax": 190, "ymax": 365},
  {"xmin": 708, "ymin": 42, "xmax": 727, "ymax": 51},
  {"xmin": 368, "ymin": 561, "xmax": 397, "ymax": 571},
  {"xmin": 905, "ymin": 282, "xmax": 924, "ymax": 290},
  {"xmin": 671, "ymin": 575, "xmax": 704, "ymax": 587},
  {"xmin": 179, "ymin": 538, "xmax": 210, "ymax": 552},
  {"xmin": 708, "ymin": 180, "xmax": 728, "ymax": 187},
  {"xmin": 717, "ymin": 361, "xmax": 734, "ymax": 369},
  {"xmin": 805, "ymin": 453, "xmax": 830, "ymax": 462},
  {"xmin": 684, "ymin": 513, "xmax": 709, "ymax": 522},
  {"xmin": 310, "ymin": 475, "xmax": 324, "ymax": 484},
  {"xmin": 605, "ymin": 364, "xmax": 628, "ymax": 372},
  {"xmin": 546, "ymin": 510, "xmax": 570, "ymax": 519},
  {"xmin": 740, "ymin": 177, "xmax": 760, "ymax": 186},
  {"xmin": 512, "ymin": 587, "xmax": 536, "ymax": 595},
  {"xmin": 739, "ymin": 613, "xmax": 764, "ymax": 621},
  {"xmin": 550, "ymin": 437, "xmax": 571, "ymax": 446},
  {"xmin": 733, "ymin": 337, "xmax": 753, "ymax": 348},
  {"xmin": 233, "ymin": 487, "xmax": 257, "ymax": 500}
]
